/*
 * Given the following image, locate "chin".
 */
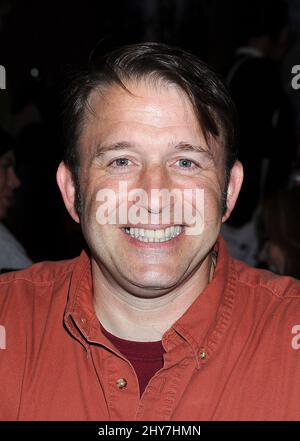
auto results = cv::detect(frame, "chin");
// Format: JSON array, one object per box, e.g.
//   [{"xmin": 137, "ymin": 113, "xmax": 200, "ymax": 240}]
[{"xmin": 124, "ymin": 271, "xmax": 181, "ymax": 294}]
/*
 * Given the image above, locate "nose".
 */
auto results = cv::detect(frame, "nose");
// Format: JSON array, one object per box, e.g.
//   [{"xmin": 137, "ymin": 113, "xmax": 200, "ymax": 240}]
[{"xmin": 136, "ymin": 163, "xmax": 173, "ymax": 215}]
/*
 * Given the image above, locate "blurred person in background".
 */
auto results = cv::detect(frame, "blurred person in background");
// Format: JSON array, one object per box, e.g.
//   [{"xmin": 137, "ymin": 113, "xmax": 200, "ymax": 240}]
[
  {"xmin": 0, "ymin": 128, "xmax": 32, "ymax": 272},
  {"xmin": 222, "ymin": 0, "xmax": 297, "ymax": 266},
  {"xmin": 283, "ymin": 0, "xmax": 300, "ymax": 148},
  {"xmin": 258, "ymin": 187, "xmax": 300, "ymax": 279}
]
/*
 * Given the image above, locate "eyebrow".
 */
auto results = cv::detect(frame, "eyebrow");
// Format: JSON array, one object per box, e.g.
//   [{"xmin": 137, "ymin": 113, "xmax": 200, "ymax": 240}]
[
  {"xmin": 173, "ymin": 141, "xmax": 212, "ymax": 156},
  {"xmin": 94, "ymin": 142, "xmax": 132, "ymax": 157},
  {"xmin": 94, "ymin": 140, "xmax": 213, "ymax": 157}
]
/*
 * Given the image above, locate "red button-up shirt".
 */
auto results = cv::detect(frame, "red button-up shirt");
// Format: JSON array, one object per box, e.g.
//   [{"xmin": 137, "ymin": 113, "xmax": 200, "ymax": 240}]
[
  {"xmin": 1, "ymin": 236, "xmax": 300, "ymax": 420},
  {"xmin": 100, "ymin": 325, "xmax": 165, "ymax": 397}
]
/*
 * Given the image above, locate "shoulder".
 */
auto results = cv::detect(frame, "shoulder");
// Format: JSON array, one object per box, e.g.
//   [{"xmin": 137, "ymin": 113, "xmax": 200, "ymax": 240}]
[
  {"xmin": 0, "ymin": 257, "xmax": 77, "ymax": 287},
  {"xmin": 0, "ymin": 255, "xmax": 83, "ymax": 351},
  {"xmin": 0, "ymin": 256, "xmax": 84, "ymax": 418},
  {"xmin": 233, "ymin": 258, "xmax": 300, "ymax": 300},
  {"xmin": 0, "ymin": 257, "xmax": 79, "ymax": 308}
]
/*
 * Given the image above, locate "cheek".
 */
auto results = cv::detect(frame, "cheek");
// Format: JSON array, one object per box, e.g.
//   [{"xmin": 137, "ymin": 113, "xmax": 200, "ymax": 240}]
[
  {"xmin": 82, "ymin": 193, "xmax": 100, "ymax": 232},
  {"xmin": 183, "ymin": 188, "xmax": 221, "ymax": 239},
  {"xmin": 203, "ymin": 185, "xmax": 223, "ymax": 222},
  {"xmin": 81, "ymin": 181, "xmax": 121, "ymax": 247}
]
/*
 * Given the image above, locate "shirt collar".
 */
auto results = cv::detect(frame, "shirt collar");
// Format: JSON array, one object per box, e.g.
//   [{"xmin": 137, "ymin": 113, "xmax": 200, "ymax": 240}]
[
  {"xmin": 168, "ymin": 235, "xmax": 236, "ymax": 367},
  {"xmin": 64, "ymin": 249, "xmax": 99, "ymax": 350},
  {"xmin": 64, "ymin": 236, "xmax": 237, "ymax": 364}
]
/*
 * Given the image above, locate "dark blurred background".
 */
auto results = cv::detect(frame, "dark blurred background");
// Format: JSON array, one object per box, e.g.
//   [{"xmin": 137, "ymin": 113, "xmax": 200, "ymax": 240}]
[{"xmin": 0, "ymin": 0, "xmax": 300, "ymax": 276}]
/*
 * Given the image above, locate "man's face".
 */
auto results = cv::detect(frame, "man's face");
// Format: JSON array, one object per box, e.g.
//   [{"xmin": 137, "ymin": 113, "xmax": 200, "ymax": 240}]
[{"xmin": 61, "ymin": 80, "xmax": 239, "ymax": 297}]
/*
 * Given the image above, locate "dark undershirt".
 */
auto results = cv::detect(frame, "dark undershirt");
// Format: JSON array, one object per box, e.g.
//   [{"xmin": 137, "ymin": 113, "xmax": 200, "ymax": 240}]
[{"xmin": 101, "ymin": 325, "xmax": 165, "ymax": 397}]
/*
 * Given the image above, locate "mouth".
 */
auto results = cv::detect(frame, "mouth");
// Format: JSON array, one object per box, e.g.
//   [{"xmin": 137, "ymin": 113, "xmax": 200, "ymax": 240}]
[{"xmin": 121, "ymin": 225, "xmax": 184, "ymax": 243}]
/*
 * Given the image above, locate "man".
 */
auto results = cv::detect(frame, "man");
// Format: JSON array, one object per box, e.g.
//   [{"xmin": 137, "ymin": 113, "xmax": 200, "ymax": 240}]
[
  {"xmin": 0, "ymin": 129, "xmax": 32, "ymax": 272},
  {"xmin": 0, "ymin": 42, "xmax": 300, "ymax": 421}
]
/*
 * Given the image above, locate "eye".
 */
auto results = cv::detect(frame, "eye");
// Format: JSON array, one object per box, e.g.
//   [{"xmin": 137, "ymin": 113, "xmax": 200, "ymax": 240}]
[
  {"xmin": 175, "ymin": 159, "xmax": 195, "ymax": 168},
  {"xmin": 110, "ymin": 158, "xmax": 132, "ymax": 167}
]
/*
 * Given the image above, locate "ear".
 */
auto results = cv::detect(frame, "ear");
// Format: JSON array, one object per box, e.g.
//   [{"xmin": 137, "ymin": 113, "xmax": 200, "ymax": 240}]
[
  {"xmin": 56, "ymin": 161, "xmax": 80, "ymax": 223},
  {"xmin": 222, "ymin": 160, "xmax": 243, "ymax": 223}
]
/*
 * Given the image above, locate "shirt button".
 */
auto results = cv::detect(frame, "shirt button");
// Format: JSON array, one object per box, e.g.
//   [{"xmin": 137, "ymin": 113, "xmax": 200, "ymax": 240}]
[
  {"xmin": 116, "ymin": 378, "xmax": 127, "ymax": 389},
  {"xmin": 199, "ymin": 349, "xmax": 206, "ymax": 360}
]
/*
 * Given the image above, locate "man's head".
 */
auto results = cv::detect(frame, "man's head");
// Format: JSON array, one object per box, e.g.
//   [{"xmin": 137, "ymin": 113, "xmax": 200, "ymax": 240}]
[
  {"xmin": 236, "ymin": 0, "xmax": 289, "ymax": 58},
  {"xmin": 60, "ymin": 42, "xmax": 240, "ymax": 216},
  {"xmin": 57, "ymin": 42, "xmax": 243, "ymax": 297}
]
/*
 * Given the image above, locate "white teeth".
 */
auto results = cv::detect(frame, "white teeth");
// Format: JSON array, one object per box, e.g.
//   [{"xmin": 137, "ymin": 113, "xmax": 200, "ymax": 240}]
[
  {"xmin": 155, "ymin": 229, "xmax": 165, "ymax": 239},
  {"xmin": 144, "ymin": 229, "xmax": 155, "ymax": 239},
  {"xmin": 122, "ymin": 226, "xmax": 183, "ymax": 243}
]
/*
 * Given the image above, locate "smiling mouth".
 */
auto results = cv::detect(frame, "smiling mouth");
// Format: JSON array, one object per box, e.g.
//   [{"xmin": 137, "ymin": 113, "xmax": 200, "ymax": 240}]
[{"xmin": 121, "ymin": 225, "xmax": 184, "ymax": 243}]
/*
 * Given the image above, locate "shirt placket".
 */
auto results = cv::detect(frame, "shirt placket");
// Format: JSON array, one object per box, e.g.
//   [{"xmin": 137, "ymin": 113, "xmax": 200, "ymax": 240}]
[
  {"xmin": 88, "ymin": 329, "xmax": 201, "ymax": 421},
  {"xmin": 135, "ymin": 331, "xmax": 201, "ymax": 420},
  {"xmin": 90, "ymin": 344, "xmax": 141, "ymax": 420}
]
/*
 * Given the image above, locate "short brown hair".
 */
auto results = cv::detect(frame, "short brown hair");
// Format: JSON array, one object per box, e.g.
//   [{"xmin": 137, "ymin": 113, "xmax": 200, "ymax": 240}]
[{"xmin": 61, "ymin": 42, "xmax": 238, "ymax": 214}]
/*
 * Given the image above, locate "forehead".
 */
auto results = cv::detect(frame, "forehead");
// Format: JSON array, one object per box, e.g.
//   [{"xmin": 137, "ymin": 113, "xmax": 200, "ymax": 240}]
[
  {"xmin": 78, "ymin": 80, "xmax": 226, "ymax": 170},
  {"xmin": 82, "ymin": 80, "xmax": 203, "ymax": 142}
]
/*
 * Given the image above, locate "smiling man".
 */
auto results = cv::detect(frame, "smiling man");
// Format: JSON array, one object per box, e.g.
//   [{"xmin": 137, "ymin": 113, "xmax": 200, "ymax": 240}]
[{"xmin": 1, "ymin": 42, "xmax": 300, "ymax": 421}]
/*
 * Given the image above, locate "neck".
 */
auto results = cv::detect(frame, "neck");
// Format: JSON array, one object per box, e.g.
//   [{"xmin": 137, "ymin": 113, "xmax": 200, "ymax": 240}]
[{"xmin": 92, "ymin": 252, "xmax": 216, "ymax": 342}]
